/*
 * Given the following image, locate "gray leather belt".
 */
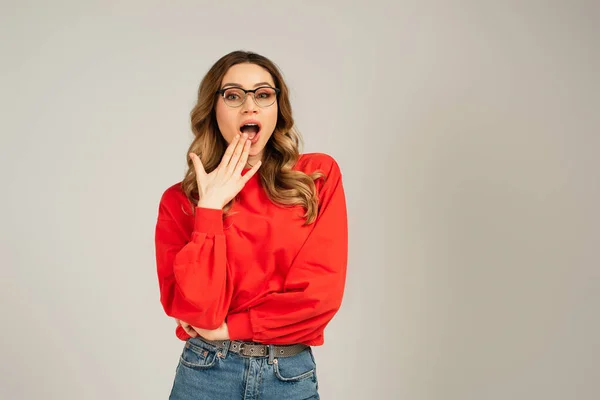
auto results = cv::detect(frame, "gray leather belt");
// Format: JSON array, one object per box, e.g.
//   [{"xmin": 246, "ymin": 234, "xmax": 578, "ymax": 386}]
[{"xmin": 202, "ymin": 338, "xmax": 309, "ymax": 358}]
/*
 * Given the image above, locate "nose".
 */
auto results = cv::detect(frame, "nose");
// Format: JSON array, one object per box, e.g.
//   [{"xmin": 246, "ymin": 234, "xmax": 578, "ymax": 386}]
[{"xmin": 241, "ymin": 93, "xmax": 258, "ymax": 113}]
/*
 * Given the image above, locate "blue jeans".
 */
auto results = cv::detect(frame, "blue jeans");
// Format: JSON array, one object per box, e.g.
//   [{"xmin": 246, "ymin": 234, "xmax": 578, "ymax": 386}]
[{"xmin": 169, "ymin": 336, "xmax": 320, "ymax": 399}]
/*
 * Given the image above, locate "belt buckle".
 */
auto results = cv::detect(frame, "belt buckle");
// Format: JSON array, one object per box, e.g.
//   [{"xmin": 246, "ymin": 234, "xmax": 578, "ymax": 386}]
[
  {"xmin": 230, "ymin": 341, "xmax": 244, "ymax": 354},
  {"xmin": 237, "ymin": 342, "xmax": 253, "ymax": 356}
]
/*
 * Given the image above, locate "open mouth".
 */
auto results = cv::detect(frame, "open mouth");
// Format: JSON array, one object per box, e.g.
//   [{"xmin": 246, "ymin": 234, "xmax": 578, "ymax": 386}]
[{"xmin": 239, "ymin": 121, "xmax": 262, "ymax": 143}]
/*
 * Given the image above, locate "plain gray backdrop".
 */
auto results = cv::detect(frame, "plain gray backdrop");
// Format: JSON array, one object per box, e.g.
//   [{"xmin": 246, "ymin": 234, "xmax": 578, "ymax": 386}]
[{"xmin": 1, "ymin": 1, "xmax": 599, "ymax": 399}]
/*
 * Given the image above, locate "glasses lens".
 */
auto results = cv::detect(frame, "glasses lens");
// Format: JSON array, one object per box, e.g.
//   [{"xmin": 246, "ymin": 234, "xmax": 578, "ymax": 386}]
[
  {"xmin": 254, "ymin": 87, "xmax": 277, "ymax": 107},
  {"xmin": 221, "ymin": 87, "xmax": 278, "ymax": 107},
  {"xmin": 223, "ymin": 88, "xmax": 245, "ymax": 106}
]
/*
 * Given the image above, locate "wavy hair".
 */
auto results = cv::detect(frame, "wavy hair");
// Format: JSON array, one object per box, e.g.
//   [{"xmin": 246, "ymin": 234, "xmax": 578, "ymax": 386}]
[{"xmin": 181, "ymin": 50, "xmax": 324, "ymax": 225}]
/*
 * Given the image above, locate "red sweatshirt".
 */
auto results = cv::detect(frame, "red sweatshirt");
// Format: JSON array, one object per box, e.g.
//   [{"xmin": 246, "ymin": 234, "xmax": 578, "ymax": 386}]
[{"xmin": 154, "ymin": 153, "xmax": 348, "ymax": 346}]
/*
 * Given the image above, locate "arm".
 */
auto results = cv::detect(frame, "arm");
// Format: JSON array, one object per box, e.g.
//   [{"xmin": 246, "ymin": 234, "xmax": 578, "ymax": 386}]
[
  {"xmin": 227, "ymin": 158, "xmax": 348, "ymax": 344},
  {"xmin": 155, "ymin": 202, "xmax": 234, "ymax": 330},
  {"xmin": 156, "ymin": 136, "xmax": 259, "ymax": 334}
]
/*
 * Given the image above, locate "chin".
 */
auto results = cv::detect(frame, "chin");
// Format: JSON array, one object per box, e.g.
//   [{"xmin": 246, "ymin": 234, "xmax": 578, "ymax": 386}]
[
  {"xmin": 250, "ymin": 141, "xmax": 267, "ymax": 153},
  {"xmin": 249, "ymin": 148, "xmax": 263, "ymax": 157}
]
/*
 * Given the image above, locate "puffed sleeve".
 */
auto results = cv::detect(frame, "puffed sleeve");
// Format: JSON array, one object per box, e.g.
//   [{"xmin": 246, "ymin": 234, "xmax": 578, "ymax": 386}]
[{"xmin": 227, "ymin": 157, "xmax": 348, "ymax": 344}]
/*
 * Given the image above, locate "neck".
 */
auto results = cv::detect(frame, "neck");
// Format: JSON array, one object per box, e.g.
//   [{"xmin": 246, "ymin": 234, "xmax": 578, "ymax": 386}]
[{"xmin": 245, "ymin": 152, "xmax": 263, "ymax": 169}]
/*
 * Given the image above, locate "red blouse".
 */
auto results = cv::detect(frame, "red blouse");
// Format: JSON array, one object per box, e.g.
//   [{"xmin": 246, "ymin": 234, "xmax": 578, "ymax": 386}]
[{"xmin": 154, "ymin": 153, "xmax": 348, "ymax": 346}]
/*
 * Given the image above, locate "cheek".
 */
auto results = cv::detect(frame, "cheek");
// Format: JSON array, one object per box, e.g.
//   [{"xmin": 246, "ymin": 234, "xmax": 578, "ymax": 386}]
[
  {"xmin": 264, "ymin": 106, "xmax": 278, "ymax": 130},
  {"xmin": 216, "ymin": 105, "xmax": 237, "ymax": 139}
]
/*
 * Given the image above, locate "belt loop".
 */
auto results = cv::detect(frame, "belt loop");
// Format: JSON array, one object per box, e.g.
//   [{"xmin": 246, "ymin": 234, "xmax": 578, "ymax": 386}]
[
  {"xmin": 220, "ymin": 340, "xmax": 230, "ymax": 357},
  {"xmin": 268, "ymin": 344, "xmax": 275, "ymax": 365}
]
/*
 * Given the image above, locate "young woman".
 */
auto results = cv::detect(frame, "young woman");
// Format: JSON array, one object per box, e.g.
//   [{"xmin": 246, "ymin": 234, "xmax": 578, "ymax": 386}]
[{"xmin": 154, "ymin": 50, "xmax": 348, "ymax": 400}]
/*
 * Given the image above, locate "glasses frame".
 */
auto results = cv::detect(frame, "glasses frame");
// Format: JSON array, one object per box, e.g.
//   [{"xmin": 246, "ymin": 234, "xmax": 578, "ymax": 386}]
[{"xmin": 216, "ymin": 86, "xmax": 281, "ymax": 108}]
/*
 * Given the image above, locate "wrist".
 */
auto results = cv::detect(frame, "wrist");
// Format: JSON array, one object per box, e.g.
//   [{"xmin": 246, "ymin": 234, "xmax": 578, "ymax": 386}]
[{"xmin": 197, "ymin": 197, "xmax": 224, "ymax": 210}]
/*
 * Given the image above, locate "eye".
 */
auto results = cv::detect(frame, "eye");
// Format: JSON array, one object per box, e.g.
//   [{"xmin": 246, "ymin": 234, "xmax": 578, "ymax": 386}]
[
  {"xmin": 223, "ymin": 89, "xmax": 243, "ymax": 100},
  {"xmin": 256, "ymin": 89, "xmax": 274, "ymax": 99}
]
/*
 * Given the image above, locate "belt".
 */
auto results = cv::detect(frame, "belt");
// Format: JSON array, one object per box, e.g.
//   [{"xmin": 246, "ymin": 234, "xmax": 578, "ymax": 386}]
[{"xmin": 201, "ymin": 338, "xmax": 309, "ymax": 358}]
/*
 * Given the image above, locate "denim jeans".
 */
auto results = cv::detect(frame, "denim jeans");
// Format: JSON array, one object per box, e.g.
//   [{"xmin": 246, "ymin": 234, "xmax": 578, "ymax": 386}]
[{"xmin": 169, "ymin": 336, "xmax": 320, "ymax": 399}]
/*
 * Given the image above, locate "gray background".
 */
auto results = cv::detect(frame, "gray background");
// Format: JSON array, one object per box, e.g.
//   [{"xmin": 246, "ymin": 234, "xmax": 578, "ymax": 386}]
[{"xmin": 1, "ymin": 1, "xmax": 599, "ymax": 399}]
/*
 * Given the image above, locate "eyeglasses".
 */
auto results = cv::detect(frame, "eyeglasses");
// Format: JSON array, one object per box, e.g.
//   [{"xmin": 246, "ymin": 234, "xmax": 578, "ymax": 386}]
[{"xmin": 216, "ymin": 86, "xmax": 280, "ymax": 108}]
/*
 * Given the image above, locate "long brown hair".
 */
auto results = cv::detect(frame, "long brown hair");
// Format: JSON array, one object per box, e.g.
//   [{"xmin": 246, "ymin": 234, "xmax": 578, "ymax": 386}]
[{"xmin": 181, "ymin": 50, "xmax": 324, "ymax": 225}]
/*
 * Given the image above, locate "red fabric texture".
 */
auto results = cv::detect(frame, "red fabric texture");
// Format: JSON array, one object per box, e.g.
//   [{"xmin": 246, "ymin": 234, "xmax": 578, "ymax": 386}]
[{"xmin": 155, "ymin": 153, "xmax": 348, "ymax": 346}]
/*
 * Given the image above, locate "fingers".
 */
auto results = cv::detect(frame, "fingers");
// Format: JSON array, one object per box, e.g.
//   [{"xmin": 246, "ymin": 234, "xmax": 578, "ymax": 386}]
[
  {"xmin": 233, "ymin": 139, "xmax": 252, "ymax": 176},
  {"xmin": 219, "ymin": 134, "xmax": 241, "ymax": 171},
  {"xmin": 191, "ymin": 325, "xmax": 207, "ymax": 340},
  {"xmin": 189, "ymin": 153, "xmax": 207, "ymax": 184},
  {"xmin": 241, "ymin": 160, "xmax": 262, "ymax": 184},
  {"xmin": 180, "ymin": 321, "xmax": 198, "ymax": 337},
  {"xmin": 226, "ymin": 133, "xmax": 249, "ymax": 173}
]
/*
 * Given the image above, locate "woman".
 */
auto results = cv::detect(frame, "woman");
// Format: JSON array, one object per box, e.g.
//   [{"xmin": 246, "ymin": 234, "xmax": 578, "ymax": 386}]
[{"xmin": 154, "ymin": 50, "xmax": 348, "ymax": 400}]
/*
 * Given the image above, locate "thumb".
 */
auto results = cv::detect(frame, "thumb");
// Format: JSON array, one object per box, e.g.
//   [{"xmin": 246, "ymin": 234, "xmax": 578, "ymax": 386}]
[
  {"xmin": 181, "ymin": 322, "xmax": 198, "ymax": 337},
  {"xmin": 189, "ymin": 153, "xmax": 208, "ymax": 183}
]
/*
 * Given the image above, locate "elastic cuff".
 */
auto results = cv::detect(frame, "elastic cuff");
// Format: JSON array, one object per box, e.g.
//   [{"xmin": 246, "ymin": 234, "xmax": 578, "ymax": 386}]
[
  {"xmin": 194, "ymin": 207, "xmax": 224, "ymax": 234},
  {"xmin": 227, "ymin": 311, "xmax": 253, "ymax": 341},
  {"xmin": 175, "ymin": 324, "xmax": 191, "ymax": 341}
]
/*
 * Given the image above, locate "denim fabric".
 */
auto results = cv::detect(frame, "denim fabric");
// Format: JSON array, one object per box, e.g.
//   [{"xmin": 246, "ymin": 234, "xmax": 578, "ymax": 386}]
[{"xmin": 169, "ymin": 336, "xmax": 320, "ymax": 400}]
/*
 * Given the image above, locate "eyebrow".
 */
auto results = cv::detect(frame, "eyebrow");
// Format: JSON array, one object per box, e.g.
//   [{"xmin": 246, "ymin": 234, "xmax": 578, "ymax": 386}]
[{"xmin": 221, "ymin": 81, "xmax": 274, "ymax": 89}]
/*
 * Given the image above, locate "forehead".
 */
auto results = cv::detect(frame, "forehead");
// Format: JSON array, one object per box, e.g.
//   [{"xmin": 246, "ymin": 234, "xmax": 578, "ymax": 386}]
[{"xmin": 221, "ymin": 63, "xmax": 275, "ymax": 88}]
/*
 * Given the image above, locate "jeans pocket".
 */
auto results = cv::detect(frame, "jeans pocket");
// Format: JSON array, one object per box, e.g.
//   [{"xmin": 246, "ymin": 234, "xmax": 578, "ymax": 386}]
[
  {"xmin": 273, "ymin": 348, "xmax": 316, "ymax": 382},
  {"xmin": 179, "ymin": 340, "xmax": 218, "ymax": 370}
]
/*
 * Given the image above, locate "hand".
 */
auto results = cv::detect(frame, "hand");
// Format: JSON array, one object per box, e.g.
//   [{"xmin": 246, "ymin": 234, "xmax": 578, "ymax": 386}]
[
  {"xmin": 175, "ymin": 318, "xmax": 198, "ymax": 338},
  {"xmin": 191, "ymin": 321, "xmax": 230, "ymax": 341},
  {"xmin": 189, "ymin": 133, "xmax": 261, "ymax": 210},
  {"xmin": 176, "ymin": 319, "xmax": 230, "ymax": 341}
]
